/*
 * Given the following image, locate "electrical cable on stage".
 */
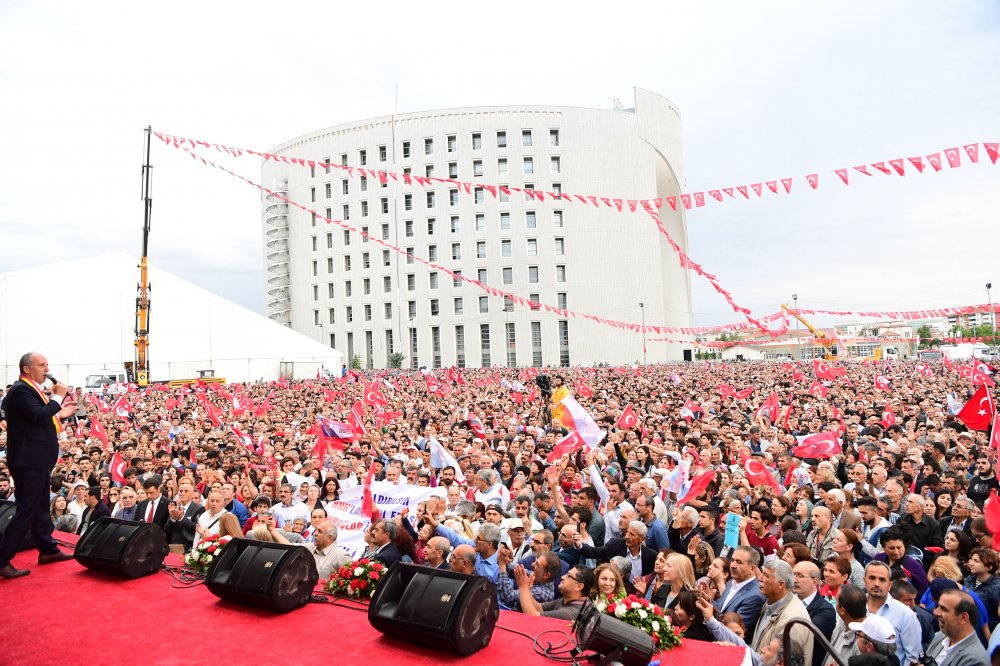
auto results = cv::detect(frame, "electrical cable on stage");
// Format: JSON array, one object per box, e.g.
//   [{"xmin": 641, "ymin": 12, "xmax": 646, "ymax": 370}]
[
  {"xmin": 495, "ymin": 625, "xmax": 587, "ymax": 664},
  {"xmin": 160, "ymin": 564, "xmax": 206, "ymax": 588}
]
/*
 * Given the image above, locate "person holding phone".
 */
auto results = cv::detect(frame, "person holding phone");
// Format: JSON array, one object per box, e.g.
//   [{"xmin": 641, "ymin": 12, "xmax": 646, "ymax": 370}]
[{"xmin": 0, "ymin": 353, "xmax": 79, "ymax": 578}]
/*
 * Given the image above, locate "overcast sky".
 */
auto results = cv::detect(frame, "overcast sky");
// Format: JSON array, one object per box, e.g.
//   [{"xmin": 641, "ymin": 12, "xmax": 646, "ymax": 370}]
[{"xmin": 1, "ymin": 1, "xmax": 997, "ymax": 331}]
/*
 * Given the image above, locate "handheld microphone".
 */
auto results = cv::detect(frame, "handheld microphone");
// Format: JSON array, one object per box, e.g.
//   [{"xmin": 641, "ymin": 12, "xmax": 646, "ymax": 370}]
[{"xmin": 45, "ymin": 373, "xmax": 58, "ymax": 385}]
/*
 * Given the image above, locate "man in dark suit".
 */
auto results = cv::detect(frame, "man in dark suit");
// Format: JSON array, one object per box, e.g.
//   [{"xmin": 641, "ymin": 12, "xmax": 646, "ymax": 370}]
[
  {"xmin": 364, "ymin": 519, "xmax": 402, "ymax": 568},
  {"xmin": 164, "ymin": 480, "xmax": 204, "ymax": 551},
  {"xmin": 715, "ymin": 545, "xmax": 765, "ymax": 638},
  {"xmin": 134, "ymin": 475, "xmax": 168, "ymax": 529},
  {"xmin": 572, "ymin": 518, "xmax": 657, "ymax": 589},
  {"xmin": 0, "ymin": 352, "xmax": 78, "ymax": 578},
  {"xmin": 792, "ymin": 561, "xmax": 837, "ymax": 666},
  {"xmin": 77, "ymin": 486, "xmax": 111, "ymax": 536}
]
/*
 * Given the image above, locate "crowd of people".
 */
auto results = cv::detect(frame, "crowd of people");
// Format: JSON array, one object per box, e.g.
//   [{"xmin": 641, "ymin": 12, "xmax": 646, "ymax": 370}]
[{"xmin": 1, "ymin": 358, "xmax": 998, "ymax": 666}]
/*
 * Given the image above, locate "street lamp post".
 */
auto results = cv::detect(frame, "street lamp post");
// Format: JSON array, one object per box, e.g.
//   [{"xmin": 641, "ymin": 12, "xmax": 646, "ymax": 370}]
[
  {"xmin": 988, "ymin": 282, "xmax": 996, "ymax": 348},
  {"xmin": 639, "ymin": 302, "xmax": 646, "ymax": 365},
  {"xmin": 408, "ymin": 315, "xmax": 415, "ymax": 369},
  {"xmin": 792, "ymin": 293, "xmax": 799, "ymax": 359}
]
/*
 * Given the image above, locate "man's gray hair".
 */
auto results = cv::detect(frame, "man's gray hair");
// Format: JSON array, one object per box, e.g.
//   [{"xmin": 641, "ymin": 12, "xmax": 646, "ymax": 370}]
[
  {"xmin": 428, "ymin": 535, "xmax": 452, "ymax": 558},
  {"xmin": 477, "ymin": 469, "xmax": 496, "ymax": 486},
  {"xmin": 377, "ymin": 519, "xmax": 397, "ymax": 540},
  {"xmin": 478, "ymin": 523, "xmax": 501, "ymax": 545},
  {"xmin": 610, "ymin": 556, "xmax": 632, "ymax": 581},
  {"xmin": 627, "ymin": 520, "xmax": 648, "ymax": 539},
  {"xmin": 826, "ymin": 489, "xmax": 845, "ymax": 505},
  {"xmin": 865, "ymin": 636, "xmax": 897, "ymax": 658},
  {"xmin": 18, "ymin": 352, "xmax": 37, "ymax": 375},
  {"xmin": 763, "ymin": 559, "xmax": 794, "ymax": 591},
  {"xmin": 680, "ymin": 506, "xmax": 699, "ymax": 525},
  {"xmin": 455, "ymin": 500, "xmax": 477, "ymax": 519}
]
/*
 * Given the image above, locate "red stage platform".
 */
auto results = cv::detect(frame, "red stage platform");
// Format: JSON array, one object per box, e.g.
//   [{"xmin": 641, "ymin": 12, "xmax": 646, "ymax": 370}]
[{"xmin": 0, "ymin": 534, "xmax": 749, "ymax": 666}]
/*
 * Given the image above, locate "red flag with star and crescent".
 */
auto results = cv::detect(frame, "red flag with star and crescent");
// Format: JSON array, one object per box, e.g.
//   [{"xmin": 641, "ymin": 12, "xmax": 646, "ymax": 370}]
[
  {"xmin": 363, "ymin": 382, "xmax": 389, "ymax": 407},
  {"xmin": 617, "ymin": 404, "xmax": 639, "ymax": 429},
  {"xmin": 958, "ymin": 385, "xmax": 994, "ymax": 431}
]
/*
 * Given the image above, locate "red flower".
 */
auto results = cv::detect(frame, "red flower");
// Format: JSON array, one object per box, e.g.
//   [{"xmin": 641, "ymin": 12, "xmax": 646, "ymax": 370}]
[
  {"xmin": 371, "ymin": 563, "xmax": 384, "ymax": 571},
  {"xmin": 358, "ymin": 580, "xmax": 367, "ymax": 590},
  {"xmin": 357, "ymin": 558, "xmax": 370, "ymax": 565},
  {"xmin": 673, "ymin": 627, "xmax": 680, "ymax": 637},
  {"xmin": 607, "ymin": 602, "xmax": 617, "ymax": 613},
  {"xmin": 207, "ymin": 545, "xmax": 217, "ymax": 553},
  {"xmin": 652, "ymin": 606, "xmax": 664, "ymax": 617},
  {"xmin": 370, "ymin": 572, "xmax": 380, "ymax": 580}
]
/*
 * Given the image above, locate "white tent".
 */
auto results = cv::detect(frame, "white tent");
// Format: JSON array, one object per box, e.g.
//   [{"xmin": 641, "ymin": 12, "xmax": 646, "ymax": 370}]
[{"xmin": 0, "ymin": 254, "xmax": 342, "ymax": 385}]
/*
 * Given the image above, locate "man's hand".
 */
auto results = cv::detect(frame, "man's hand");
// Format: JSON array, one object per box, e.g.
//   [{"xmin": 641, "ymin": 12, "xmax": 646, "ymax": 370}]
[
  {"xmin": 687, "ymin": 533, "xmax": 701, "ymax": 555},
  {"xmin": 696, "ymin": 595, "xmax": 714, "ymax": 622},
  {"xmin": 52, "ymin": 381, "xmax": 69, "ymax": 397},
  {"xmin": 56, "ymin": 398, "xmax": 78, "ymax": 420},
  {"xmin": 497, "ymin": 543, "xmax": 512, "ymax": 569},
  {"xmin": 168, "ymin": 503, "xmax": 183, "ymax": 521},
  {"xmin": 513, "ymin": 564, "xmax": 533, "ymax": 590}
]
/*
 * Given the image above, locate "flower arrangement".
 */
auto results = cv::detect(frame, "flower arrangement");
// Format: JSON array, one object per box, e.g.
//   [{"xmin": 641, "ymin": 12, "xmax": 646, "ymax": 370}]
[
  {"xmin": 325, "ymin": 558, "xmax": 386, "ymax": 599},
  {"xmin": 604, "ymin": 595, "xmax": 682, "ymax": 652},
  {"xmin": 184, "ymin": 534, "xmax": 233, "ymax": 572}
]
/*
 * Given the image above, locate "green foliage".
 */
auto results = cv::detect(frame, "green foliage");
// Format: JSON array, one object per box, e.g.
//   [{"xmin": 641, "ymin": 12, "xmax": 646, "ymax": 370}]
[
  {"xmin": 350, "ymin": 354, "xmax": 362, "ymax": 370},
  {"xmin": 388, "ymin": 352, "xmax": 405, "ymax": 369}
]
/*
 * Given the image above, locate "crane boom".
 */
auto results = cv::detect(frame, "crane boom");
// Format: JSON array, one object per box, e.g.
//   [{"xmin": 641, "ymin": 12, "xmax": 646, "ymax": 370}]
[
  {"xmin": 782, "ymin": 303, "xmax": 837, "ymax": 359},
  {"xmin": 135, "ymin": 126, "xmax": 153, "ymax": 387}
]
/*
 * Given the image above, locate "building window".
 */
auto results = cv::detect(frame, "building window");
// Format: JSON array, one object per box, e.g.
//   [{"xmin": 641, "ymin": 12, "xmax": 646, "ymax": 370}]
[
  {"xmin": 340, "ymin": 154, "xmax": 347, "ymax": 166},
  {"xmin": 323, "ymin": 157, "xmax": 331, "ymax": 175},
  {"xmin": 426, "ymin": 191, "xmax": 435, "ymax": 208},
  {"xmin": 453, "ymin": 270, "xmax": 462, "ymax": 287},
  {"xmin": 473, "ymin": 160, "xmax": 483, "ymax": 177},
  {"xmin": 498, "ymin": 158, "xmax": 508, "ymax": 175},
  {"xmin": 343, "ymin": 204, "xmax": 350, "ymax": 220},
  {"xmin": 362, "ymin": 252, "xmax": 370, "ymax": 269},
  {"xmin": 359, "ymin": 149, "xmax": 367, "ymax": 166},
  {"xmin": 325, "ymin": 182, "xmax": 332, "ymax": 199},
  {"xmin": 325, "ymin": 207, "xmax": 332, "ymax": 222},
  {"xmin": 474, "ymin": 187, "xmax": 484, "ymax": 204},
  {"xmin": 450, "ymin": 216, "xmax": 460, "ymax": 233},
  {"xmin": 455, "ymin": 325, "xmax": 465, "ymax": 368},
  {"xmin": 550, "ymin": 156, "xmax": 561, "ymax": 173},
  {"xmin": 405, "ymin": 220, "xmax": 414, "ymax": 237},
  {"xmin": 381, "ymin": 223, "xmax": 389, "ymax": 240},
  {"xmin": 385, "ymin": 329, "xmax": 394, "ymax": 357},
  {"xmin": 558, "ymin": 320, "xmax": 570, "ymax": 367},
  {"xmin": 430, "ymin": 299, "xmax": 439, "ymax": 316},
  {"xmin": 526, "ymin": 211, "xmax": 536, "ymax": 229},
  {"xmin": 408, "ymin": 301, "xmax": 417, "ymax": 318},
  {"xmin": 363, "ymin": 278, "xmax": 371, "ymax": 295},
  {"xmin": 404, "ymin": 194, "xmax": 412, "ymax": 211},
  {"xmin": 429, "ymin": 273, "xmax": 439, "ymax": 289},
  {"xmin": 344, "ymin": 256, "xmax": 352, "ymax": 271},
  {"xmin": 480, "ymin": 324, "xmax": 491, "ymax": 367},
  {"xmin": 329, "ymin": 307, "xmax": 336, "ymax": 324},
  {"xmin": 528, "ymin": 266, "xmax": 539, "ymax": 283},
  {"xmin": 447, "ymin": 135, "xmax": 456, "ymax": 153},
  {"xmin": 361, "ymin": 226, "xmax": 369, "ymax": 243},
  {"xmin": 449, "ymin": 189, "xmax": 459, "ymax": 206},
  {"xmin": 381, "ymin": 198, "xmax": 389, "ymax": 214},
  {"xmin": 424, "ymin": 138, "xmax": 434, "ymax": 155},
  {"xmin": 346, "ymin": 306, "xmax": 353, "ymax": 323},
  {"xmin": 454, "ymin": 297, "xmax": 464, "ymax": 314},
  {"xmin": 310, "ymin": 187, "xmax": 316, "ymax": 202},
  {"xmin": 409, "ymin": 327, "xmax": 417, "ymax": 367},
  {"xmin": 496, "ymin": 131, "xmax": 507, "ymax": 148},
  {"xmin": 501, "ymin": 240, "xmax": 512, "ymax": 257},
  {"xmin": 431, "ymin": 326, "xmax": 441, "ymax": 369},
  {"xmin": 311, "ymin": 236, "xmax": 317, "ymax": 251},
  {"xmin": 556, "ymin": 265, "xmax": 566, "ymax": 282},
  {"xmin": 361, "ymin": 201, "xmax": 369, "ymax": 217},
  {"xmin": 382, "ymin": 249, "xmax": 390, "ymax": 266},
  {"xmin": 345, "ymin": 280, "xmax": 352, "ymax": 297},
  {"xmin": 549, "ymin": 129, "xmax": 559, "ymax": 147},
  {"xmin": 327, "ymin": 258, "xmax": 334, "ymax": 274},
  {"xmin": 505, "ymin": 322, "xmax": 516, "ymax": 368},
  {"xmin": 384, "ymin": 276, "xmax": 392, "ymax": 292},
  {"xmin": 477, "ymin": 268, "xmax": 487, "ymax": 283},
  {"xmin": 448, "ymin": 162, "xmax": 458, "ymax": 178},
  {"xmin": 523, "ymin": 157, "xmax": 534, "ymax": 174},
  {"xmin": 500, "ymin": 212, "xmax": 511, "ymax": 230},
  {"xmin": 476, "ymin": 241, "xmax": 486, "ymax": 259},
  {"xmin": 402, "ymin": 141, "xmax": 410, "ymax": 158},
  {"xmin": 360, "ymin": 175, "xmax": 368, "ymax": 191},
  {"xmin": 425, "ymin": 164, "xmax": 434, "ymax": 178},
  {"xmin": 311, "ymin": 212, "xmax": 316, "ymax": 227},
  {"xmin": 364, "ymin": 304, "xmax": 372, "ymax": 321},
  {"xmin": 552, "ymin": 183, "xmax": 561, "ymax": 195},
  {"xmin": 555, "ymin": 238, "xmax": 565, "ymax": 255},
  {"xmin": 472, "ymin": 132, "xmax": 481, "ymax": 150},
  {"xmin": 522, "ymin": 129, "xmax": 532, "ymax": 147},
  {"xmin": 557, "ymin": 292, "xmax": 567, "ymax": 310},
  {"xmin": 312, "ymin": 260, "xmax": 318, "ymax": 277},
  {"xmin": 499, "ymin": 187, "xmax": 510, "ymax": 203},
  {"xmin": 503, "ymin": 296, "xmax": 514, "ymax": 312},
  {"xmin": 503, "ymin": 267, "xmax": 513, "ymax": 284},
  {"xmin": 406, "ymin": 247, "xmax": 414, "ymax": 264},
  {"xmin": 523, "ymin": 184, "xmax": 534, "ymax": 201},
  {"xmin": 379, "ymin": 145, "xmax": 387, "ymax": 162},
  {"xmin": 475, "ymin": 214, "xmax": 486, "ymax": 231},
  {"xmin": 479, "ymin": 296, "xmax": 489, "ymax": 314},
  {"xmin": 427, "ymin": 218, "xmax": 437, "ymax": 235},
  {"xmin": 531, "ymin": 321, "xmax": 543, "ymax": 367},
  {"xmin": 342, "ymin": 180, "xmax": 349, "ymax": 195},
  {"xmin": 529, "ymin": 293, "xmax": 540, "ymax": 311},
  {"xmin": 428, "ymin": 245, "xmax": 437, "ymax": 261},
  {"xmin": 407, "ymin": 274, "xmax": 415, "ymax": 291},
  {"xmin": 553, "ymin": 210, "xmax": 563, "ymax": 227},
  {"xmin": 312, "ymin": 285, "xmax": 319, "ymax": 301},
  {"xmin": 452, "ymin": 243, "xmax": 461, "ymax": 260},
  {"xmin": 327, "ymin": 232, "xmax": 334, "ymax": 249}
]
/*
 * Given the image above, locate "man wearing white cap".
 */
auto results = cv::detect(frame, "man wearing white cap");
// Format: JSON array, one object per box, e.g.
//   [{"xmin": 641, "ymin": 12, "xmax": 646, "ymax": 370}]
[{"xmin": 849, "ymin": 613, "xmax": 900, "ymax": 666}]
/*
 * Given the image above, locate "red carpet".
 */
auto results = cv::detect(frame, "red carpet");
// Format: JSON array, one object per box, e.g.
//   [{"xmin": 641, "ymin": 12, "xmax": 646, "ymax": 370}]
[{"xmin": 0, "ymin": 534, "xmax": 749, "ymax": 666}]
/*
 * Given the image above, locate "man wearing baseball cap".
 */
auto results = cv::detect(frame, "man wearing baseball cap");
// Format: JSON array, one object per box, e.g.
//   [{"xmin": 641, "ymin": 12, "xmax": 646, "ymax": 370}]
[{"xmin": 848, "ymin": 614, "xmax": 899, "ymax": 666}]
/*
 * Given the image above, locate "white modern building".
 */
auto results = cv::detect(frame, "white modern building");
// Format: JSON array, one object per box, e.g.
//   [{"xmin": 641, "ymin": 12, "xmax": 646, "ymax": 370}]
[{"xmin": 262, "ymin": 87, "xmax": 694, "ymax": 368}]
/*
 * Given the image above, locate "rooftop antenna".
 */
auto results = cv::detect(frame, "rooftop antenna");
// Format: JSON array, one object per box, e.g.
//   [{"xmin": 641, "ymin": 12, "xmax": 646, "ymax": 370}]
[{"xmin": 610, "ymin": 97, "xmax": 624, "ymax": 111}]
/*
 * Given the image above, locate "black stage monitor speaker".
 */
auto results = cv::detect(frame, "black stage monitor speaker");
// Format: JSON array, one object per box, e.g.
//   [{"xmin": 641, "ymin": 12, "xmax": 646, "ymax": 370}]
[
  {"xmin": 74, "ymin": 517, "xmax": 168, "ymax": 578},
  {"xmin": 0, "ymin": 500, "xmax": 36, "ymax": 551},
  {"xmin": 368, "ymin": 563, "xmax": 499, "ymax": 656},
  {"xmin": 205, "ymin": 539, "xmax": 318, "ymax": 613}
]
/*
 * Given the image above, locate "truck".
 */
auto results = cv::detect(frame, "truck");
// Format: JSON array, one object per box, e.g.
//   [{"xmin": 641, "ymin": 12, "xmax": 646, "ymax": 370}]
[{"xmin": 82, "ymin": 368, "xmax": 130, "ymax": 394}]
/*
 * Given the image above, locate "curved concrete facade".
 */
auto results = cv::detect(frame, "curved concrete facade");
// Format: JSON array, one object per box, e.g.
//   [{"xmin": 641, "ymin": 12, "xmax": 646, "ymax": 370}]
[{"xmin": 261, "ymin": 87, "xmax": 693, "ymax": 368}]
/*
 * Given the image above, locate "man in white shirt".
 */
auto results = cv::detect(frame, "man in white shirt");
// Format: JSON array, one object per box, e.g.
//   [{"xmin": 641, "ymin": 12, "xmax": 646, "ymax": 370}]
[
  {"xmin": 193, "ymin": 490, "xmax": 228, "ymax": 549},
  {"xmin": 67, "ymin": 481, "xmax": 89, "ymax": 520},
  {"xmin": 271, "ymin": 483, "xmax": 310, "ymax": 529}
]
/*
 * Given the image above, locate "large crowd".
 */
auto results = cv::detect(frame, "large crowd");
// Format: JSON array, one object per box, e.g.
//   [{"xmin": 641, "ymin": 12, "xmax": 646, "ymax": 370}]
[{"xmin": 1, "ymin": 359, "xmax": 998, "ymax": 666}]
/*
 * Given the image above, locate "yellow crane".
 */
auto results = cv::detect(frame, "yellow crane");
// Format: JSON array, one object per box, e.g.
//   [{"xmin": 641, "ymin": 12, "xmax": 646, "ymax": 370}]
[
  {"xmin": 781, "ymin": 303, "xmax": 839, "ymax": 360},
  {"xmin": 133, "ymin": 126, "xmax": 153, "ymax": 386}
]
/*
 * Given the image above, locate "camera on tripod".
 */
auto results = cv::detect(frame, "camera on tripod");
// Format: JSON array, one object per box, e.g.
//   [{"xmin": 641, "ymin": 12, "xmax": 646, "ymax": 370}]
[{"xmin": 535, "ymin": 374, "xmax": 552, "ymax": 399}]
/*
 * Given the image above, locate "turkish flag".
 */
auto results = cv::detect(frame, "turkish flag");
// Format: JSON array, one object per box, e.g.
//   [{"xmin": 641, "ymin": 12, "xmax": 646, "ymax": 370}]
[
  {"xmin": 547, "ymin": 431, "xmax": 585, "ymax": 463},
  {"xmin": 791, "ymin": 432, "xmax": 842, "ymax": 459},
  {"xmin": 467, "ymin": 413, "xmax": 487, "ymax": 439},
  {"xmin": 679, "ymin": 471, "xmax": 717, "ymax": 504},
  {"xmin": 734, "ymin": 387, "xmax": 756, "ymax": 400},
  {"xmin": 874, "ymin": 375, "xmax": 892, "ymax": 391},
  {"xmin": 617, "ymin": 404, "xmax": 639, "ymax": 429},
  {"xmin": 206, "ymin": 402, "xmax": 225, "ymax": 428},
  {"xmin": 91, "ymin": 418, "xmax": 109, "ymax": 449},
  {"xmin": 680, "ymin": 399, "xmax": 703, "ymax": 421},
  {"xmin": 109, "ymin": 451, "xmax": 127, "ymax": 485},
  {"xmin": 230, "ymin": 424, "xmax": 254, "ymax": 454},
  {"xmin": 716, "ymin": 384, "xmax": 736, "ymax": 399},
  {"xmin": 807, "ymin": 381, "xmax": 829, "ymax": 398},
  {"xmin": 375, "ymin": 409, "xmax": 402, "ymax": 427},
  {"xmin": 360, "ymin": 460, "xmax": 380, "ymax": 522},
  {"xmin": 363, "ymin": 382, "xmax": 389, "ymax": 407},
  {"xmin": 755, "ymin": 392, "xmax": 780, "ymax": 422},
  {"xmin": 111, "ymin": 395, "xmax": 131, "ymax": 421},
  {"xmin": 958, "ymin": 385, "xmax": 995, "ymax": 431},
  {"xmin": 575, "ymin": 380, "xmax": 593, "ymax": 399},
  {"xmin": 972, "ymin": 366, "xmax": 996, "ymax": 387},
  {"xmin": 792, "ymin": 370, "xmax": 806, "ymax": 382},
  {"xmin": 984, "ymin": 490, "xmax": 1000, "ymax": 550},
  {"xmin": 813, "ymin": 360, "xmax": 840, "ymax": 381},
  {"xmin": 882, "ymin": 408, "xmax": 896, "ymax": 429},
  {"xmin": 347, "ymin": 399, "xmax": 366, "ymax": 437},
  {"xmin": 990, "ymin": 407, "xmax": 1000, "ymax": 454},
  {"xmin": 744, "ymin": 459, "xmax": 782, "ymax": 492}
]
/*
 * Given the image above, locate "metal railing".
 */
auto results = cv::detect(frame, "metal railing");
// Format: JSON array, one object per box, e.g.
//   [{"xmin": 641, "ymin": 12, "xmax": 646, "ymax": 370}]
[{"xmin": 783, "ymin": 619, "xmax": 847, "ymax": 666}]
